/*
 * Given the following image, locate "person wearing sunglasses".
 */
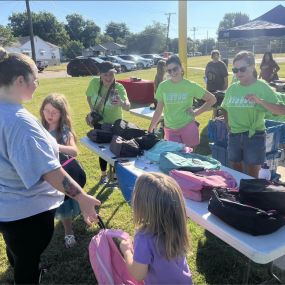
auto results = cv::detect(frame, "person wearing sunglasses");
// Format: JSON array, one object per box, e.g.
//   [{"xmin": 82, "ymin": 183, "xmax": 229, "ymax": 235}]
[
  {"xmin": 148, "ymin": 55, "xmax": 216, "ymax": 148},
  {"xmin": 221, "ymin": 50, "xmax": 285, "ymax": 178}
]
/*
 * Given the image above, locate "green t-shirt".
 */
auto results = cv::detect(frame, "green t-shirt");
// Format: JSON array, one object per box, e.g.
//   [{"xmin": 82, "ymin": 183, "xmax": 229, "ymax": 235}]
[
  {"xmin": 221, "ymin": 79, "xmax": 281, "ymax": 136},
  {"xmin": 86, "ymin": 77, "xmax": 128, "ymax": 124},
  {"xmin": 265, "ymin": 92, "xmax": 285, "ymax": 122},
  {"xmin": 155, "ymin": 79, "xmax": 205, "ymax": 129}
]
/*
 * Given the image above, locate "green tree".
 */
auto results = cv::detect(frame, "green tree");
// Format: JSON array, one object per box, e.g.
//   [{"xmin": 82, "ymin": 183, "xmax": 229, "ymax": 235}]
[
  {"xmin": 65, "ymin": 14, "xmax": 100, "ymax": 48},
  {"xmin": 105, "ymin": 22, "xmax": 130, "ymax": 42},
  {"xmin": 0, "ymin": 25, "xmax": 15, "ymax": 46},
  {"xmin": 8, "ymin": 12, "xmax": 69, "ymax": 46},
  {"xmin": 218, "ymin": 12, "xmax": 250, "ymax": 32},
  {"xmin": 127, "ymin": 22, "xmax": 166, "ymax": 54},
  {"xmin": 198, "ymin": 38, "xmax": 216, "ymax": 55},
  {"xmin": 62, "ymin": 40, "xmax": 84, "ymax": 60}
]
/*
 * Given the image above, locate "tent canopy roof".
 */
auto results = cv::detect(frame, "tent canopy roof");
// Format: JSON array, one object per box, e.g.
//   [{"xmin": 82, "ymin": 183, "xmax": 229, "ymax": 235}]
[{"xmin": 218, "ymin": 5, "xmax": 285, "ymax": 39}]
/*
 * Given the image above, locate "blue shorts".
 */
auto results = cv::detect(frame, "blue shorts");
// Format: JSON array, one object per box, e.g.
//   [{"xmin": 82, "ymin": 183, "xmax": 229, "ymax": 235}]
[{"xmin": 228, "ymin": 131, "xmax": 265, "ymax": 165}]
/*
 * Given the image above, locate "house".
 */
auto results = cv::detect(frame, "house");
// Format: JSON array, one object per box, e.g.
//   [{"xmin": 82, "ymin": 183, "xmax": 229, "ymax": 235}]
[
  {"xmin": 82, "ymin": 41, "xmax": 126, "ymax": 57},
  {"xmin": 5, "ymin": 36, "xmax": 61, "ymax": 65}
]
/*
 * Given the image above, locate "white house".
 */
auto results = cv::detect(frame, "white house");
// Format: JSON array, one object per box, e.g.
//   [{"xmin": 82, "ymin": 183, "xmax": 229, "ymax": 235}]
[{"xmin": 5, "ymin": 36, "xmax": 61, "ymax": 65}]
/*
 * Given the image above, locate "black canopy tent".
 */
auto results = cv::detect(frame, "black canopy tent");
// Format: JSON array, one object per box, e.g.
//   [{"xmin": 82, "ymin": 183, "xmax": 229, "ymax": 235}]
[{"xmin": 218, "ymin": 5, "xmax": 285, "ymax": 57}]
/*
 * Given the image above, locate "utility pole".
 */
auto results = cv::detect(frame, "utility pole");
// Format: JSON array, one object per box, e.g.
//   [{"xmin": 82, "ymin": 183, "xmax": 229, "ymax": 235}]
[
  {"xmin": 190, "ymin": 27, "xmax": 197, "ymax": 55},
  {"xmin": 25, "ymin": 0, "xmax": 36, "ymax": 62},
  {"xmin": 206, "ymin": 30, "xmax": 208, "ymax": 55},
  {"xmin": 165, "ymin": 12, "xmax": 176, "ymax": 51}
]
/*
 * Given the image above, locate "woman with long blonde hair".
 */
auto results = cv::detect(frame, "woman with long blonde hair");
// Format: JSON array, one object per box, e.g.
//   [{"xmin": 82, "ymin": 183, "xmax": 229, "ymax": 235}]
[{"xmin": 120, "ymin": 172, "xmax": 192, "ymax": 284}]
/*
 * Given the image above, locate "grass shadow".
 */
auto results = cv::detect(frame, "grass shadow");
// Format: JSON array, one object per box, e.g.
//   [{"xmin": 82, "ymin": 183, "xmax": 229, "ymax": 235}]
[
  {"xmin": 196, "ymin": 230, "xmax": 269, "ymax": 284},
  {"xmin": 196, "ymin": 124, "xmax": 211, "ymax": 155}
]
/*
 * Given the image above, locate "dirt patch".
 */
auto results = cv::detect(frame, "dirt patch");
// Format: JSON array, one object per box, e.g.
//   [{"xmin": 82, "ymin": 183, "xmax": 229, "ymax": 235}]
[{"xmin": 38, "ymin": 70, "xmax": 70, "ymax": 79}]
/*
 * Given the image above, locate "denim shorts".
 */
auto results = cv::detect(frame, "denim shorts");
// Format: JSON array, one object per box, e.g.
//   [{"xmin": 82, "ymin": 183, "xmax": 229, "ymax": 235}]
[{"xmin": 228, "ymin": 131, "xmax": 265, "ymax": 165}]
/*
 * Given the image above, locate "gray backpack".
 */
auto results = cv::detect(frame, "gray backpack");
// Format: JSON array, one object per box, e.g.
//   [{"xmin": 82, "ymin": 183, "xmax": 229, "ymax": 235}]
[{"xmin": 109, "ymin": 135, "xmax": 143, "ymax": 157}]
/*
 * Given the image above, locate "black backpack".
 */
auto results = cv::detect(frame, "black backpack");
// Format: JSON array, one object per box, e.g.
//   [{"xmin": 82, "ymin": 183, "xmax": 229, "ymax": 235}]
[
  {"xmin": 87, "ymin": 129, "xmax": 113, "ymax": 144},
  {"xmin": 112, "ymin": 119, "xmax": 146, "ymax": 140},
  {"xmin": 110, "ymin": 135, "xmax": 143, "ymax": 157},
  {"xmin": 134, "ymin": 133, "xmax": 160, "ymax": 150},
  {"xmin": 208, "ymin": 188, "xmax": 285, "ymax": 236},
  {"xmin": 239, "ymin": 179, "xmax": 285, "ymax": 215}
]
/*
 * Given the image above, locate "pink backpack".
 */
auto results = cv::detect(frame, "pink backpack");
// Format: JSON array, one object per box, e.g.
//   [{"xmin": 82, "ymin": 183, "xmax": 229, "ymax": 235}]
[
  {"xmin": 170, "ymin": 169, "xmax": 238, "ymax": 201},
  {"xmin": 89, "ymin": 228, "xmax": 143, "ymax": 285}
]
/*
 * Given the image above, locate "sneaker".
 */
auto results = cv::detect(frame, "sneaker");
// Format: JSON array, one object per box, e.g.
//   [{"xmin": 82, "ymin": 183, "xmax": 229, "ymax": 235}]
[
  {"xmin": 64, "ymin": 235, "xmax": 76, "ymax": 248},
  {"xmin": 100, "ymin": 175, "xmax": 108, "ymax": 184}
]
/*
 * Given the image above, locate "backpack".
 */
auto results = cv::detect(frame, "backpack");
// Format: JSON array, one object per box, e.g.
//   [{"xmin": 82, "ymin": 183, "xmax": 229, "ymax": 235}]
[
  {"xmin": 89, "ymin": 218, "xmax": 143, "ymax": 285},
  {"xmin": 134, "ymin": 132, "xmax": 160, "ymax": 150},
  {"xmin": 144, "ymin": 140, "xmax": 186, "ymax": 163},
  {"xmin": 112, "ymin": 119, "xmax": 146, "ymax": 140},
  {"xmin": 87, "ymin": 129, "xmax": 113, "ymax": 144},
  {"xmin": 110, "ymin": 135, "xmax": 143, "ymax": 157},
  {"xmin": 159, "ymin": 151, "xmax": 221, "ymax": 174},
  {"xmin": 207, "ymin": 119, "xmax": 228, "ymax": 147},
  {"xmin": 239, "ymin": 179, "xmax": 285, "ymax": 214},
  {"xmin": 208, "ymin": 189, "xmax": 285, "ymax": 236},
  {"xmin": 169, "ymin": 169, "xmax": 237, "ymax": 201},
  {"xmin": 59, "ymin": 153, "xmax": 86, "ymax": 188}
]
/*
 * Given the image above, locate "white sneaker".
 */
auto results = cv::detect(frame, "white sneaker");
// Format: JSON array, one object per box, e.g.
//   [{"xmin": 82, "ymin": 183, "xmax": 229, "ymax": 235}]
[{"xmin": 64, "ymin": 235, "xmax": 76, "ymax": 248}]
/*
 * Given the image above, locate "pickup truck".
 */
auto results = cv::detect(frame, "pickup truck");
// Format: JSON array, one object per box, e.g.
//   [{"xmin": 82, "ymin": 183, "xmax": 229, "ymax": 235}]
[{"xmin": 36, "ymin": 60, "xmax": 48, "ymax": 72}]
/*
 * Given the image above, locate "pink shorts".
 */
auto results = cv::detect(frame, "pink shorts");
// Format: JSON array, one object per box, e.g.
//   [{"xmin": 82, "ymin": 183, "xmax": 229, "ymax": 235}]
[{"xmin": 164, "ymin": 121, "xmax": 200, "ymax": 148}]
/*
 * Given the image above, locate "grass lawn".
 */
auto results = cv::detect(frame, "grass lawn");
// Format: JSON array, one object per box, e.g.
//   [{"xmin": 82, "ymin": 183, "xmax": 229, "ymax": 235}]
[{"xmin": 0, "ymin": 66, "xmax": 283, "ymax": 284}]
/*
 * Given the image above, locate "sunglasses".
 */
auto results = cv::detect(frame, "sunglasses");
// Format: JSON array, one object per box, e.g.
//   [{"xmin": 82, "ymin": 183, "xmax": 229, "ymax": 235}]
[
  {"xmin": 167, "ymin": 66, "xmax": 179, "ymax": 74},
  {"xmin": 232, "ymin": 66, "xmax": 249, "ymax": 73}
]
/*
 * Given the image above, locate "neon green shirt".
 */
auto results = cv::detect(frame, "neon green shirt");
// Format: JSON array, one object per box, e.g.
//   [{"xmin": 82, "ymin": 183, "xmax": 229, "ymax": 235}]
[
  {"xmin": 265, "ymin": 92, "xmax": 285, "ymax": 122},
  {"xmin": 86, "ymin": 77, "xmax": 128, "ymax": 124},
  {"xmin": 221, "ymin": 79, "xmax": 281, "ymax": 137},
  {"xmin": 155, "ymin": 79, "xmax": 205, "ymax": 129}
]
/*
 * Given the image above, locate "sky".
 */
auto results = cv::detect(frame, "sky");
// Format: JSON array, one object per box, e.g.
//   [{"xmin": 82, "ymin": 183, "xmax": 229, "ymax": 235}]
[{"xmin": 1, "ymin": 1, "xmax": 284, "ymax": 40}]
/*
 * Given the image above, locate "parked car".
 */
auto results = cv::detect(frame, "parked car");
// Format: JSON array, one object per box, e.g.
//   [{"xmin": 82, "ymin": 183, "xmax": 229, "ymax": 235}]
[
  {"xmin": 117, "ymin": 54, "xmax": 153, "ymax": 69},
  {"xmin": 99, "ymin": 55, "xmax": 136, "ymax": 73},
  {"xmin": 194, "ymin": 52, "xmax": 202, "ymax": 56},
  {"xmin": 36, "ymin": 60, "xmax": 48, "ymax": 72},
  {"xmin": 90, "ymin": 56, "xmax": 121, "ymax": 73},
  {"xmin": 67, "ymin": 57, "xmax": 99, "ymax": 77},
  {"xmin": 141, "ymin": 54, "xmax": 164, "ymax": 65}
]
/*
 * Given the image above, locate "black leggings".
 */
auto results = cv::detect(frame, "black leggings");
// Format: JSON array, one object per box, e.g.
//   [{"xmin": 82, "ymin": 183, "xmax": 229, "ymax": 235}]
[
  {"xmin": 0, "ymin": 209, "xmax": 56, "ymax": 284},
  {"xmin": 99, "ymin": 157, "xmax": 107, "ymax": 172}
]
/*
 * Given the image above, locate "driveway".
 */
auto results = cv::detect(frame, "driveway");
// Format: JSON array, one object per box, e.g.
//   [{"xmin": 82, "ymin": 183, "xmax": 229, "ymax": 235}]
[{"xmin": 38, "ymin": 70, "xmax": 70, "ymax": 79}]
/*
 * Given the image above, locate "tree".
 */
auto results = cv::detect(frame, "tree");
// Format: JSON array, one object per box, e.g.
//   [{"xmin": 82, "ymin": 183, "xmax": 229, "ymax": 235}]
[
  {"xmin": 61, "ymin": 40, "xmax": 84, "ymax": 60},
  {"xmin": 65, "ymin": 14, "xmax": 100, "ymax": 48},
  {"xmin": 218, "ymin": 12, "xmax": 250, "ymax": 32},
  {"xmin": 127, "ymin": 22, "xmax": 166, "ymax": 54},
  {"xmin": 0, "ymin": 25, "xmax": 15, "ymax": 46},
  {"xmin": 198, "ymin": 38, "xmax": 216, "ymax": 55},
  {"xmin": 105, "ymin": 22, "xmax": 130, "ymax": 42},
  {"xmin": 8, "ymin": 12, "xmax": 69, "ymax": 46}
]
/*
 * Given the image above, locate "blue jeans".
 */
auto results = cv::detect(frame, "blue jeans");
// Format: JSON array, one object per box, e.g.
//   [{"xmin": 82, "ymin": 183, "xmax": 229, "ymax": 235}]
[{"xmin": 228, "ymin": 131, "xmax": 265, "ymax": 165}]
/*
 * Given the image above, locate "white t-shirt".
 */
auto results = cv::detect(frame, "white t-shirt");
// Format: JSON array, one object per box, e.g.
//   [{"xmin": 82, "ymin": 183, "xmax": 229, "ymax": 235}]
[{"xmin": 0, "ymin": 102, "xmax": 64, "ymax": 221}]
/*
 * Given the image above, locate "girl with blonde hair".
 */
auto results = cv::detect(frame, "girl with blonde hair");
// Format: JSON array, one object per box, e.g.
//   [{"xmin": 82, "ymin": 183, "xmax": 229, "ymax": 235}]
[
  {"xmin": 120, "ymin": 172, "xmax": 192, "ymax": 284},
  {"xmin": 40, "ymin": 93, "xmax": 84, "ymax": 248}
]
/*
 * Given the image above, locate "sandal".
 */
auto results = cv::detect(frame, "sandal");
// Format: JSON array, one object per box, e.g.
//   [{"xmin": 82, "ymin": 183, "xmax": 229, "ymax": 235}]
[{"xmin": 64, "ymin": 235, "xmax": 77, "ymax": 248}]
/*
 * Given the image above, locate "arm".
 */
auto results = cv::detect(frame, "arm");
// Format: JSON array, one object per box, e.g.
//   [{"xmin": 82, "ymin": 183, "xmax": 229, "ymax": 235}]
[
  {"xmin": 111, "ymin": 97, "xmax": 131, "ymax": 111},
  {"xmin": 120, "ymin": 239, "xmax": 148, "ymax": 281},
  {"xmin": 193, "ymin": 91, "xmax": 216, "ymax": 117},
  {"xmin": 148, "ymin": 101, "xmax": 164, "ymax": 132},
  {"xmin": 43, "ymin": 167, "xmax": 101, "ymax": 226},
  {"xmin": 245, "ymin": 94, "xmax": 285, "ymax": 115},
  {"xmin": 58, "ymin": 132, "xmax": 78, "ymax": 157}
]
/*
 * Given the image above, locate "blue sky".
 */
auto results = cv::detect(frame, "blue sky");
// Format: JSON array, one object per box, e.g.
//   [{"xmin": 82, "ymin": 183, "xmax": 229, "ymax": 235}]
[{"xmin": 1, "ymin": 1, "xmax": 284, "ymax": 40}]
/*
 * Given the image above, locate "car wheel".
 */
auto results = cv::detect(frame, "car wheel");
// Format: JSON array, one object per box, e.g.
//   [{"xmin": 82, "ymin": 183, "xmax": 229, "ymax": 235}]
[
  {"xmin": 121, "ymin": 65, "xmax": 127, "ymax": 72},
  {"xmin": 137, "ymin": 63, "xmax": 144, "ymax": 69}
]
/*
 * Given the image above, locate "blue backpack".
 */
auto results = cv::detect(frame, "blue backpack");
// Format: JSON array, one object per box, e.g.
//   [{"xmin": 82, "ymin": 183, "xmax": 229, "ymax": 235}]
[
  {"xmin": 159, "ymin": 151, "xmax": 221, "ymax": 174},
  {"xmin": 144, "ymin": 140, "xmax": 185, "ymax": 163}
]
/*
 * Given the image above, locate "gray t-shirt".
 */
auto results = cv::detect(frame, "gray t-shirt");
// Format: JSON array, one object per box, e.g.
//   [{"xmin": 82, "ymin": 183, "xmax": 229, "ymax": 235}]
[{"xmin": 0, "ymin": 102, "xmax": 64, "ymax": 222}]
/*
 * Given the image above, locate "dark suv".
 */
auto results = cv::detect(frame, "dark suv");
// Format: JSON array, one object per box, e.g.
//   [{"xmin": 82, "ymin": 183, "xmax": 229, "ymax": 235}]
[{"xmin": 67, "ymin": 57, "xmax": 99, "ymax": 77}]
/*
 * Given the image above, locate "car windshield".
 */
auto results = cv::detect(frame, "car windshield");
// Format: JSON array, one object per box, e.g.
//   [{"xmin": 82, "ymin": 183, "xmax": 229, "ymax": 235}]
[{"xmin": 91, "ymin": 57, "xmax": 104, "ymax": 63}]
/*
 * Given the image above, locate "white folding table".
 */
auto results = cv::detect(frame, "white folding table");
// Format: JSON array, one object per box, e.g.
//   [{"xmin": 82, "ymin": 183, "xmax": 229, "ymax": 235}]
[{"xmin": 80, "ymin": 137, "xmax": 285, "ymax": 283}]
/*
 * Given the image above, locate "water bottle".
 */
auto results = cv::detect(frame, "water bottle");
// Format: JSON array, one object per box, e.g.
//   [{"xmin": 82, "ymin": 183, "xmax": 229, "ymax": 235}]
[{"xmin": 258, "ymin": 163, "xmax": 271, "ymax": 180}]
